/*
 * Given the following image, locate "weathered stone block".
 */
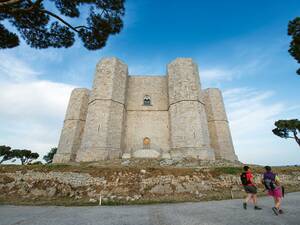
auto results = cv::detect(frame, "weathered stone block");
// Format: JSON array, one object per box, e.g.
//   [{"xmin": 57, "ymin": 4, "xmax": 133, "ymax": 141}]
[{"xmin": 132, "ymin": 149, "xmax": 161, "ymax": 158}]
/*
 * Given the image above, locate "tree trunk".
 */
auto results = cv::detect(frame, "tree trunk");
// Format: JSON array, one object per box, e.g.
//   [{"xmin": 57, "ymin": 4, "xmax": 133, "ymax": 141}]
[{"xmin": 293, "ymin": 131, "xmax": 300, "ymax": 147}]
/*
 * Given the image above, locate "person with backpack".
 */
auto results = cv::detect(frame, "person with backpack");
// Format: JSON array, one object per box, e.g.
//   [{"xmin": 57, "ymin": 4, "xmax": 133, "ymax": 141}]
[
  {"xmin": 241, "ymin": 166, "xmax": 262, "ymax": 210},
  {"xmin": 262, "ymin": 166, "xmax": 283, "ymax": 215}
]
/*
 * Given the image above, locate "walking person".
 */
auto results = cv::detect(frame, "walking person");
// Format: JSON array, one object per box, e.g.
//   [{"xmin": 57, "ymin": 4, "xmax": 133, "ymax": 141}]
[
  {"xmin": 241, "ymin": 166, "xmax": 262, "ymax": 210},
  {"xmin": 262, "ymin": 166, "xmax": 283, "ymax": 215}
]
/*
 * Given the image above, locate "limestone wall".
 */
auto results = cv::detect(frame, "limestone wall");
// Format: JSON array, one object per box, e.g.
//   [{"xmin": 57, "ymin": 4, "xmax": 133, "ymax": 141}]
[
  {"xmin": 124, "ymin": 111, "xmax": 170, "ymax": 154},
  {"xmin": 124, "ymin": 76, "xmax": 169, "ymax": 156},
  {"xmin": 167, "ymin": 58, "xmax": 202, "ymax": 104},
  {"xmin": 203, "ymin": 88, "xmax": 237, "ymax": 161},
  {"xmin": 76, "ymin": 58, "xmax": 128, "ymax": 161},
  {"xmin": 106, "ymin": 102, "xmax": 127, "ymax": 158},
  {"xmin": 126, "ymin": 76, "xmax": 168, "ymax": 111},
  {"xmin": 53, "ymin": 88, "xmax": 90, "ymax": 163},
  {"xmin": 168, "ymin": 101, "xmax": 214, "ymax": 159},
  {"xmin": 167, "ymin": 58, "xmax": 214, "ymax": 160},
  {"xmin": 1, "ymin": 165, "xmax": 299, "ymax": 205},
  {"xmin": 90, "ymin": 58, "xmax": 127, "ymax": 104},
  {"xmin": 55, "ymin": 57, "xmax": 238, "ymax": 162}
]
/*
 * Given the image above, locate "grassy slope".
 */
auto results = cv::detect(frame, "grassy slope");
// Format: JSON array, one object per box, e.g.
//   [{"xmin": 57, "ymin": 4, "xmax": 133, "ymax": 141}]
[{"xmin": 1, "ymin": 162, "xmax": 300, "ymax": 206}]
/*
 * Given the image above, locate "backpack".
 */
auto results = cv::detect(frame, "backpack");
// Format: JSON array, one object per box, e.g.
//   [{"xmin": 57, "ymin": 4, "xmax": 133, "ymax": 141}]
[
  {"xmin": 263, "ymin": 176, "xmax": 276, "ymax": 190},
  {"xmin": 240, "ymin": 172, "xmax": 250, "ymax": 185}
]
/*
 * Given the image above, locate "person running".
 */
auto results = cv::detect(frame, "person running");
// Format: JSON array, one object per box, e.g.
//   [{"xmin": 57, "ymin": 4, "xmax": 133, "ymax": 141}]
[
  {"xmin": 241, "ymin": 166, "xmax": 262, "ymax": 210},
  {"xmin": 262, "ymin": 166, "xmax": 283, "ymax": 215}
]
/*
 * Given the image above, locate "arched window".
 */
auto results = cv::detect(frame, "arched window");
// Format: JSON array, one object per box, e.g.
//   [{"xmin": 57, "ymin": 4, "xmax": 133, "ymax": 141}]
[
  {"xmin": 143, "ymin": 137, "xmax": 150, "ymax": 149},
  {"xmin": 143, "ymin": 95, "xmax": 151, "ymax": 106}
]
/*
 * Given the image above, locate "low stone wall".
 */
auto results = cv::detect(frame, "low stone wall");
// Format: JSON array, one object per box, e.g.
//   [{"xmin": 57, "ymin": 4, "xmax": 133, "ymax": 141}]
[{"xmin": 1, "ymin": 164, "xmax": 300, "ymax": 205}]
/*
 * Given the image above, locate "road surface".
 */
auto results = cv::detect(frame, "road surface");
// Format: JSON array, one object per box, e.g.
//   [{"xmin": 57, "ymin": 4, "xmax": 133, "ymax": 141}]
[{"xmin": 1, "ymin": 192, "xmax": 299, "ymax": 225}]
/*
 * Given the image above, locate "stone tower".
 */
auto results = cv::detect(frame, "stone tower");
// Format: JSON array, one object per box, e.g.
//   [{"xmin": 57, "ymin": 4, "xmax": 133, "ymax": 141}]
[
  {"xmin": 53, "ymin": 88, "xmax": 89, "ymax": 163},
  {"xmin": 167, "ymin": 58, "xmax": 215, "ymax": 160},
  {"xmin": 203, "ymin": 88, "xmax": 238, "ymax": 161},
  {"xmin": 76, "ymin": 58, "xmax": 128, "ymax": 161},
  {"xmin": 53, "ymin": 57, "xmax": 238, "ymax": 163}
]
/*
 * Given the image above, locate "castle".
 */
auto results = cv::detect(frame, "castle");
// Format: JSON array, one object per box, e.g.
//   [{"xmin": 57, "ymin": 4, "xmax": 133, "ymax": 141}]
[{"xmin": 53, "ymin": 57, "xmax": 238, "ymax": 163}]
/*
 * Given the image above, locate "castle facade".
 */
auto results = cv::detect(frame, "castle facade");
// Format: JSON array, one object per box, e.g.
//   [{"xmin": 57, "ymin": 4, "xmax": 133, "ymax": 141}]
[{"xmin": 53, "ymin": 57, "xmax": 238, "ymax": 163}]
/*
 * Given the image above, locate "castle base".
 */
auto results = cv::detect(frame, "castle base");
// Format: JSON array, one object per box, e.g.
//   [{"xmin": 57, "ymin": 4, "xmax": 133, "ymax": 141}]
[
  {"xmin": 76, "ymin": 148, "xmax": 122, "ymax": 162},
  {"xmin": 170, "ymin": 148, "xmax": 215, "ymax": 160}
]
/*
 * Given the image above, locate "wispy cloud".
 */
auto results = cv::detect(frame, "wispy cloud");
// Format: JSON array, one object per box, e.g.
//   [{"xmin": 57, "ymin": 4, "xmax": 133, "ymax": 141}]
[
  {"xmin": 200, "ymin": 55, "xmax": 270, "ymax": 87},
  {"xmin": 0, "ymin": 53, "xmax": 75, "ymax": 161},
  {"xmin": 223, "ymin": 88, "xmax": 300, "ymax": 165},
  {"xmin": 0, "ymin": 54, "xmax": 40, "ymax": 82},
  {"xmin": 201, "ymin": 68, "xmax": 234, "ymax": 82},
  {"xmin": 224, "ymin": 88, "xmax": 284, "ymax": 137}
]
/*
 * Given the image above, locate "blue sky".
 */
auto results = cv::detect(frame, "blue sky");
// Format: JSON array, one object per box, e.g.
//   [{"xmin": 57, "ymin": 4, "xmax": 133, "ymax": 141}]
[{"xmin": 0, "ymin": 0, "xmax": 300, "ymax": 165}]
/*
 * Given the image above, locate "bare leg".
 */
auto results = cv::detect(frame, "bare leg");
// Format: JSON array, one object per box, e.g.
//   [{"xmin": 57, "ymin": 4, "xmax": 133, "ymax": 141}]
[
  {"xmin": 252, "ymin": 194, "xmax": 257, "ymax": 206},
  {"xmin": 273, "ymin": 197, "xmax": 277, "ymax": 207},
  {"xmin": 275, "ymin": 198, "xmax": 281, "ymax": 209},
  {"xmin": 271, "ymin": 197, "xmax": 282, "ymax": 215},
  {"xmin": 243, "ymin": 193, "xmax": 251, "ymax": 209},
  {"xmin": 245, "ymin": 193, "xmax": 252, "ymax": 203}
]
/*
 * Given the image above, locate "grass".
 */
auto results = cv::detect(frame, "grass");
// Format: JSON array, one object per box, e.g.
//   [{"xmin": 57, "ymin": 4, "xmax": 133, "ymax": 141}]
[
  {"xmin": 211, "ymin": 167, "xmax": 242, "ymax": 176},
  {"xmin": 1, "ymin": 163, "xmax": 300, "ymax": 178}
]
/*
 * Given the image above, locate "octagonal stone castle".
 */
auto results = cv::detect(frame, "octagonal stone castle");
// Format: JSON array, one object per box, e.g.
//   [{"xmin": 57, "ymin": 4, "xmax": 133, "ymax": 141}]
[{"xmin": 53, "ymin": 57, "xmax": 238, "ymax": 163}]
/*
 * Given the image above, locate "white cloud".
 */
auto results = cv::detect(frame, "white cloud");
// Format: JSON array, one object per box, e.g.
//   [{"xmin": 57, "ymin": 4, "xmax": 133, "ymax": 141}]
[
  {"xmin": 223, "ymin": 88, "xmax": 300, "ymax": 165},
  {"xmin": 0, "ymin": 55, "xmax": 75, "ymax": 162},
  {"xmin": 201, "ymin": 68, "xmax": 234, "ymax": 81},
  {"xmin": 0, "ymin": 54, "xmax": 40, "ymax": 82},
  {"xmin": 224, "ymin": 88, "xmax": 283, "ymax": 138},
  {"xmin": 200, "ymin": 56, "xmax": 270, "ymax": 86},
  {"xmin": 0, "ymin": 80, "xmax": 74, "ymax": 122}
]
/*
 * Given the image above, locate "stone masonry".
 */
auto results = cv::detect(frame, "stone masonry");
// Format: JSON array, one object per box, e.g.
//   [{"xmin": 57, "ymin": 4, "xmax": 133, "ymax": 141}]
[
  {"xmin": 1, "ymin": 165, "xmax": 300, "ymax": 204},
  {"xmin": 53, "ymin": 57, "xmax": 238, "ymax": 163}
]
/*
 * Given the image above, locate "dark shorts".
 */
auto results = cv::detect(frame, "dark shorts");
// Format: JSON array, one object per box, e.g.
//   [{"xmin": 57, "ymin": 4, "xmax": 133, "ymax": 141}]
[{"xmin": 244, "ymin": 185, "xmax": 257, "ymax": 194}]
